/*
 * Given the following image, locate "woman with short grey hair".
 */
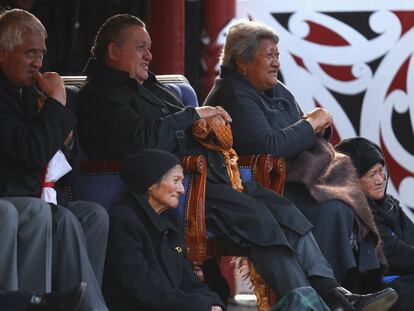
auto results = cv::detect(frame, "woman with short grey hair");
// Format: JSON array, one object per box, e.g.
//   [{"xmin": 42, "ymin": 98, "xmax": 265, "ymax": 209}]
[
  {"xmin": 220, "ymin": 20, "xmax": 279, "ymax": 69},
  {"xmin": 204, "ymin": 19, "xmax": 398, "ymax": 310}
]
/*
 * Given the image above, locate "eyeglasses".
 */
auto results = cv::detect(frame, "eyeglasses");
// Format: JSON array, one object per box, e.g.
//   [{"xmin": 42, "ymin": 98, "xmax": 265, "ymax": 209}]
[{"xmin": 24, "ymin": 49, "xmax": 46, "ymax": 61}]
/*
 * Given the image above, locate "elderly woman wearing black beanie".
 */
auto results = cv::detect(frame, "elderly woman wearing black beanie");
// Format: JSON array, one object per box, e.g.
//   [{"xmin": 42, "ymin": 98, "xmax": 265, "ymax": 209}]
[
  {"xmin": 336, "ymin": 137, "xmax": 414, "ymax": 311},
  {"xmin": 102, "ymin": 149, "xmax": 225, "ymax": 311}
]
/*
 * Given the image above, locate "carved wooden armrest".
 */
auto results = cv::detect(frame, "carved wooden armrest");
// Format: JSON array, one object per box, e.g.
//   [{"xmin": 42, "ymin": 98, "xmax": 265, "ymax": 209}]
[
  {"xmin": 238, "ymin": 154, "xmax": 273, "ymax": 187},
  {"xmin": 181, "ymin": 155, "xmax": 208, "ymax": 277},
  {"xmin": 270, "ymin": 157, "xmax": 286, "ymax": 195},
  {"xmin": 238, "ymin": 154, "xmax": 285, "ymax": 311}
]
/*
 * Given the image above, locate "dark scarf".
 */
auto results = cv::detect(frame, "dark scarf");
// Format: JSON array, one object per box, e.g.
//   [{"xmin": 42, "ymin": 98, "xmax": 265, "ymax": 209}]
[{"xmin": 286, "ymin": 139, "xmax": 387, "ymax": 265}]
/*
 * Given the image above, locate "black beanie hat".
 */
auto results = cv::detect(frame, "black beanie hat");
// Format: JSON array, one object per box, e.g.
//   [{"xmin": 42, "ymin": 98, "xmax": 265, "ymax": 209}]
[
  {"xmin": 120, "ymin": 149, "xmax": 182, "ymax": 194},
  {"xmin": 335, "ymin": 137, "xmax": 385, "ymax": 177}
]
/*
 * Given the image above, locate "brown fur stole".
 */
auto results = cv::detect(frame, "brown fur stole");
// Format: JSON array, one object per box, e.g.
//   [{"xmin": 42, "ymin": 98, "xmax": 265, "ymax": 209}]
[{"xmin": 286, "ymin": 139, "xmax": 387, "ymax": 266}]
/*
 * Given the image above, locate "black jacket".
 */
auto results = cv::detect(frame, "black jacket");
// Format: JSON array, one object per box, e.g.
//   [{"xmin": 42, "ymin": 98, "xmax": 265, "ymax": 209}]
[
  {"xmin": 104, "ymin": 192, "xmax": 224, "ymax": 311},
  {"xmin": 78, "ymin": 59, "xmax": 313, "ymax": 249},
  {"xmin": 203, "ymin": 66, "xmax": 327, "ymax": 160},
  {"xmin": 370, "ymin": 195, "xmax": 414, "ymax": 275},
  {"xmin": 0, "ymin": 71, "xmax": 77, "ymax": 197}
]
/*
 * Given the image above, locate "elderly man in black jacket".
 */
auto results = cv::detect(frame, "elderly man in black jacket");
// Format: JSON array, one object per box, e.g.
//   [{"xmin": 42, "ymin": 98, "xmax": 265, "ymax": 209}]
[{"xmin": 0, "ymin": 9, "xmax": 108, "ymax": 311}]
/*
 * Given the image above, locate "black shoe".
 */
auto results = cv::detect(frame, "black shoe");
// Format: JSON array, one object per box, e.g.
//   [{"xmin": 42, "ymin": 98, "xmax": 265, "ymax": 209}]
[
  {"xmin": 28, "ymin": 282, "xmax": 87, "ymax": 311},
  {"xmin": 324, "ymin": 287, "xmax": 398, "ymax": 311}
]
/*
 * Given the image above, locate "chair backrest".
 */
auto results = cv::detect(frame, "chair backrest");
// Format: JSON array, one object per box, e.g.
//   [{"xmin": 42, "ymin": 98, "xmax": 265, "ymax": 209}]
[
  {"xmin": 238, "ymin": 155, "xmax": 286, "ymax": 194},
  {"xmin": 62, "ymin": 74, "xmax": 199, "ymax": 113}
]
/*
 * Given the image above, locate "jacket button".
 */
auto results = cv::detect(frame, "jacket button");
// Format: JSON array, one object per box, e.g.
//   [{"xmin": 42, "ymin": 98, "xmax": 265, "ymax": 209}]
[
  {"xmin": 277, "ymin": 102, "xmax": 284, "ymax": 110},
  {"xmin": 161, "ymin": 107, "xmax": 169, "ymax": 114}
]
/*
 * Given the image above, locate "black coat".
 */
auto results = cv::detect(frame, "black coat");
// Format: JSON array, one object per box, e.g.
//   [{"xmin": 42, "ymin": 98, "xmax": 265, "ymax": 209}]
[
  {"xmin": 78, "ymin": 59, "xmax": 313, "ymax": 249},
  {"xmin": 370, "ymin": 195, "xmax": 414, "ymax": 275},
  {"xmin": 104, "ymin": 192, "xmax": 224, "ymax": 311},
  {"xmin": 203, "ymin": 66, "xmax": 328, "ymax": 160},
  {"xmin": 285, "ymin": 183, "xmax": 381, "ymax": 284},
  {"xmin": 0, "ymin": 71, "xmax": 77, "ymax": 197}
]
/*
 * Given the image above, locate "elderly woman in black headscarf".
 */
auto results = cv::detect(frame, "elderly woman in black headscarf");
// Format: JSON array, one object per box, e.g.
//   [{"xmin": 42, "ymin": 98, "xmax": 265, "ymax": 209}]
[
  {"xmin": 102, "ymin": 149, "xmax": 225, "ymax": 311},
  {"xmin": 336, "ymin": 137, "xmax": 414, "ymax": 311}
]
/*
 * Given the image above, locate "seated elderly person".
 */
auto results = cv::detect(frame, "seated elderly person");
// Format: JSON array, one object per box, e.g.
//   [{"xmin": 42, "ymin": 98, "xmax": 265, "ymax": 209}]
[
  {"xmin": 0, "ymin": 9, "xmax": 108, "ymax": 311},
  {"xmin": 78, "ymin": 14, "xmax": 398, "ymax": 310},
  {"xmin": 336, "ymin": 137, "xmax": 414, "ymax": 311},
  {"xmin": 203, "ymin": 19, "xmax": 386, "ymax": 294},
  {"xmin": 104, "ymin": 149, "xmax": 225, "ymax": 311}
]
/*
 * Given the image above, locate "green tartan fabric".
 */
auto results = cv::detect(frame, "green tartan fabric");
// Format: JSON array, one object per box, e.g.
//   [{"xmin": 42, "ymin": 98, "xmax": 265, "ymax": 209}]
[{"xmin": 271, "ymin": 286, "xmax": 330, "ymax": 311}]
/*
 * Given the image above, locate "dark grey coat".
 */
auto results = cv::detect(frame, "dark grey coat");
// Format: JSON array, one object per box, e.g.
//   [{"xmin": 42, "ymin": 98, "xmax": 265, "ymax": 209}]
[
  {"xmin": 370, "ymin": 195, "xmax": 414, "ymax": 275},
  {"xmin": 203, "ymin": 66, "xmax": 320, "ymax": 160}
]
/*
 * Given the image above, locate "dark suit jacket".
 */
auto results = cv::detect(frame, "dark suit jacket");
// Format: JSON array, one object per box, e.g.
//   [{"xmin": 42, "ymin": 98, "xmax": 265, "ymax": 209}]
[
  {"xmin": 104, "ymin": 192, "xmax": 224, "ymax": 311},
  {"xmin": 0, "ymin": 71, "xmax": 77, "ymax": 197},
  {"xmin": 78, "ymin": 59, "xmax": 313, "ymax": 249}
]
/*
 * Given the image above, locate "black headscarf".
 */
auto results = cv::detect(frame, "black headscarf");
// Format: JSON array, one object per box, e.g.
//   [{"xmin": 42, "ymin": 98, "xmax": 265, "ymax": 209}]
[
  {"xmin": 120, "ymin": 149, "xmax": 182, "ymax": 194},
  {"xmin": 335, "ymin": 137, "xmax": 385, "ymax": 177}
]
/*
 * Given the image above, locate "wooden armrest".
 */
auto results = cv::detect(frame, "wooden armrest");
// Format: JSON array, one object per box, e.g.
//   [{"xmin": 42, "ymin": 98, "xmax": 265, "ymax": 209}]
[
  {"xmin": 181, "ymin": 155, "xmax": 207, "ymax": 266},
  {"xmin": 238, "ymin": 154, "xmax": 273, "ymax": 188},
  {"xmin": 271, "ymin": 157, "xmax": 286, "ymax": 195}
]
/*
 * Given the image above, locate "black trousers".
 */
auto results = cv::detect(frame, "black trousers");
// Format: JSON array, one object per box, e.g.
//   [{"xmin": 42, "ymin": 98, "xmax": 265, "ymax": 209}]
[{"xmin": 250, "ymin": 228, "xmax": 335, "ymax": 297}]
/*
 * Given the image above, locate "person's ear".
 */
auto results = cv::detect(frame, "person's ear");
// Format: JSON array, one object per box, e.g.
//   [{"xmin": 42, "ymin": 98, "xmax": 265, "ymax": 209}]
[
  {"xmin": 235, "ymin": 57, "xmax": 247, "ymax": 75},
  {"xmin": 147, "ymin": 185, "xmax": 154, "ymax": 196},
  {"xmin": 107, "ymin": 42, "xmax": 120, "ymax": 62}
]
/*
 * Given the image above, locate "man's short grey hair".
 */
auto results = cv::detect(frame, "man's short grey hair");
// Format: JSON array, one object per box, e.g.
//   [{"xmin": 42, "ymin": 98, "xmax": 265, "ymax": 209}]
[
  {"xmin": 0, "ymin": 9, "xmax": 46, "ymax": 52},
  {"xmin": 220, "ymin": 19, "xmax": 279, "ymax": 69}
]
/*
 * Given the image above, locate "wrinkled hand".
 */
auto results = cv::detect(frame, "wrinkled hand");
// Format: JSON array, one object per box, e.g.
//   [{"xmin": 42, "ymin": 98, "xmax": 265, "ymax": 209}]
[
  {"xmin": 211, "ymin": 306, "xmax": 223, "ymax": 311},
  {"xmin": 195, "ymin": 106, "xmax": 232, "ymax": 123},
  {"xmin": 303, "ymin": 107, "xmax": 332, "ymax": 135},
  {"xmin": 33, "ymin": 71, "xmax": 66, "ymax": 106}
]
